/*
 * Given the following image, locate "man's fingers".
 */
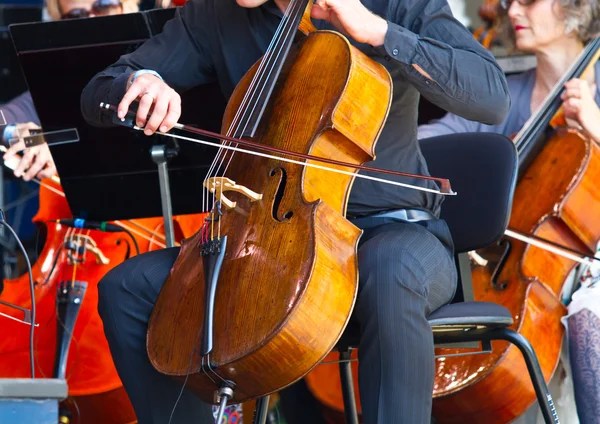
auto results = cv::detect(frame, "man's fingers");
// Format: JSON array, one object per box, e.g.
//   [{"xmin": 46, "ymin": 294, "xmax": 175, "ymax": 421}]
[
  {"xmin": 136, "ymin": 92, "xmax": 156, "ymax": 129},
  {"xmin": 23, "ymin": 158, "xmax": 45, "ymax": 181},
  {"xmin": 159, "ymin": 98, "xmax": 182, "ymax": 133},
  {"xmin": 144, "ymin": 94, "xmax": 170, "ymax": 135},
  {"xmin": 14, "ymin": 149, "xmax": 34, "ymax": 177},
  {"xmin": 118, "ymin": 82, "xmax": 145, "ymax": 119},
  {"xmin": 117, "ymin": 75, "xmax": 181, "ymax": 136}
]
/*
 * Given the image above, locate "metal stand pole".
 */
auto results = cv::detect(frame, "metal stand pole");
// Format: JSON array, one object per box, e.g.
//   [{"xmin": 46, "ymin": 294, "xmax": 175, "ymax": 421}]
[
  {"xmin": 252, "ymin": 396, "xmax": 270, "ymax": 424},
  {"xmin": 150, "ymin": 145, "xmax": 178, "ymax": 248}
]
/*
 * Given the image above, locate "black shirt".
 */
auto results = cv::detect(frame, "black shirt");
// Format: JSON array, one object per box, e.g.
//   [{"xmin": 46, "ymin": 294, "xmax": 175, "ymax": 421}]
[{"xmin": 81, "ymin": 0, "xmax": 510, "ymax": 218}]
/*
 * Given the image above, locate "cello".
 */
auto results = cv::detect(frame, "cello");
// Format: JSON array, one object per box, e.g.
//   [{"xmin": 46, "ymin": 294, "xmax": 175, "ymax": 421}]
[
  {"xmin": 430, "ymin": 37, "xmax": 600, "ymax": 423},
  {"xmin": 145, "ymin": 0, "xmax": 394, "ymax": 407},
  {"xmin": 0, "ymin": 150, "xmax": 204, "ymax": 424},
  {"xmin": 303, "ymin": 37, "xmax": 600, "ymax": 424}
]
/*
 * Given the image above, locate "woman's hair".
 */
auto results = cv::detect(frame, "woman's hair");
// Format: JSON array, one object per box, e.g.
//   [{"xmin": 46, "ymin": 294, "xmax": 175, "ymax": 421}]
[
  {"xmin": 45, "ymin": 0, "xmax": 139, "ymax": 21},
  {"xmin": 497, "ymin": 0, "xmax": 600, "ymax": 52}
]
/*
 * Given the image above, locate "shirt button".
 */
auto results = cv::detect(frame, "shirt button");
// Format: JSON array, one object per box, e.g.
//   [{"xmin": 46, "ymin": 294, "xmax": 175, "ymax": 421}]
[
  {"xmin": 392, "ymin": 48, "xmax": 399, "ymax": 55},
  {"xmin": 384, "ymin": 55, "xmax": 391, "ymax": 61}
]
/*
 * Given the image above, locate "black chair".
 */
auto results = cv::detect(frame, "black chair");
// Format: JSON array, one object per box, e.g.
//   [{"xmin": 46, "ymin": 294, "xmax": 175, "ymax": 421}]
[
  {"xmin": 249, "ymin": 133, "xmax": 559, "ymax": 424},
  {"xmin": 333, "ymin": 133, "xmax": 559, "ymax": 424}
]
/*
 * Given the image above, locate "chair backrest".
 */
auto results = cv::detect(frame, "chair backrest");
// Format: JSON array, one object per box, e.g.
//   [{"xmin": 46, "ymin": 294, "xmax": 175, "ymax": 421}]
[{"xmin": 419, "ymin": 133, "xmax": 518, "ymax": 254}]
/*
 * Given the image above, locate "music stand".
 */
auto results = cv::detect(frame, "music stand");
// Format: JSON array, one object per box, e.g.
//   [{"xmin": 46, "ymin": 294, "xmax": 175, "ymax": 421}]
[{"xmin": 9, "ymin": 9, "xmax": 226, "ymax": 244}]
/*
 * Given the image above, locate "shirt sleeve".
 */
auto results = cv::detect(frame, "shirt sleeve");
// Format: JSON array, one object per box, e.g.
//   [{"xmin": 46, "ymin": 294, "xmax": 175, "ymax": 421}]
[
  {"xmin": 0, "ymin": 91, "xmax": 40, "ymax": 126},
  {"xmin": 373, "ymin": 0, "xmax": 510, "ymax": 125},
  {"xmin": 81, "ymin": 1, "xmax": 216, "ymax": 127}
]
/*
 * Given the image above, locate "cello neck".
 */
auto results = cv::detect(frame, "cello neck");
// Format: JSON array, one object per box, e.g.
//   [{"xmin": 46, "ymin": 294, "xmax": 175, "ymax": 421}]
[
  {"xmin": 235, "ymin": 0, "xmax": 310, "ymax": 139},
  {"xmin": 514, "ymin": 37, "xmax": 600, "ymax": 174}
]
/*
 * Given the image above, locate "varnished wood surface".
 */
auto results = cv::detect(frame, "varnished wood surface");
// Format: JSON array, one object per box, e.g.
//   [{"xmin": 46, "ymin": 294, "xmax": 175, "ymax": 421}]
[{"xmin": 147, "ymin": 30, "xmax": 392, "ymax": 404}]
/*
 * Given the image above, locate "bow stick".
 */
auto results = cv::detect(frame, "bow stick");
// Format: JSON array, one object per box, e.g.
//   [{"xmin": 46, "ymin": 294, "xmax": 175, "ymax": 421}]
[{"xmin": 100, "ymin": 103, "xmax": 456, "ymax": 196}]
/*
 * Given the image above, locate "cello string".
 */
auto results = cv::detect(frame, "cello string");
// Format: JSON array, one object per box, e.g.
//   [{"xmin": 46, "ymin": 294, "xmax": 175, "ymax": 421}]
[
  {"xmin": 204, "ymin": 0, "xmax": 297, "ymax": 178},
  {"xmin": 202, "ymin": 0, "xmax": 301, "ymax": 238},
  {"xmin": 205, "ymin": 0, "xmax": 304, "ymax": 238},
  {"xmin": 190, "ymin": 6, "xmax": 328, "ymax": 365},
  {"xmin": 204, "ymin": 0, "xmax": 300, "ymax": 241},
  {"xmin": 202, "ymin": 0, "xmax": 291, "ymax": 185},
  {"xmin": 202, "ymin": 1, "xmax": 294, "ymax": 215},
  {"xmin": 216, "ymin": 0, "xmax": 305, "ymax": 187}
]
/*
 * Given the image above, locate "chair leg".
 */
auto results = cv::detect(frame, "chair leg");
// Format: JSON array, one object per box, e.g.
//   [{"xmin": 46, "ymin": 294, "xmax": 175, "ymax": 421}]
[
  {"xmin": 252, "ymin": 395, "xmax": 270, "ymax": 424},
  {"xmin": 495, "ymin": 328, "xmax": 559, "ymax": 424},
  {"xmin": 339, "ymin": 348, "xmax": 359, "ymax": 424},
  {"xmin": 434, "ymin": 327, "xmax": 559, "ymax": 424}
]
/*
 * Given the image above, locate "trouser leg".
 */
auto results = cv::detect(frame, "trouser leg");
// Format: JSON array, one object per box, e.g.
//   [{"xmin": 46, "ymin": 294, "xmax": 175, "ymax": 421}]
[
  {"xmin": 354, "ymin": 221, "xmax": 456, "ymax": 424},
  {"xmin": 97, "ymin": 247, "xmax": 214, "ymax": 424}
]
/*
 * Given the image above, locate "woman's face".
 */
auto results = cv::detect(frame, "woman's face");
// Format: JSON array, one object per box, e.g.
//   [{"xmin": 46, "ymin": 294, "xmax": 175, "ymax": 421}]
[
  {"xmin": 507, "ymin": 0, "xmax": 570, "ymax": 52},
  {"xmin": 58, "ymin": 0, "xmax": 122, "ymax": 19}
]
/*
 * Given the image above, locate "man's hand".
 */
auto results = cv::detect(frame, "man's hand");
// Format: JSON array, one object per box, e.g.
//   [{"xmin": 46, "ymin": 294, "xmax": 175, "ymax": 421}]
[
  {"xmin": 310, "ymin": 0, "xmax": 388, "ymax": 46},
  {"xmin": 117, "ymin": 73, "xmax": 182, "ymax": 136},
  {"xmin": 3, "ymin": 122, "xmax": 57, "ymax": 181}
]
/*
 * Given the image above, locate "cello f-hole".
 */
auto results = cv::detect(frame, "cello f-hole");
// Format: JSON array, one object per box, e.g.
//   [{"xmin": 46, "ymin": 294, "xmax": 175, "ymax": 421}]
[{"xmin": 269, "ymin": 167, "xmax": 294, "ymax": 222}]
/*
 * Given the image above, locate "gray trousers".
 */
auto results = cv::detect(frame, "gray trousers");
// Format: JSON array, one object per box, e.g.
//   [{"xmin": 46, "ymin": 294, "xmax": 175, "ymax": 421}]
[{"xmin": 97, "ymin": 218, "xmax": 457, "ymax": 424}]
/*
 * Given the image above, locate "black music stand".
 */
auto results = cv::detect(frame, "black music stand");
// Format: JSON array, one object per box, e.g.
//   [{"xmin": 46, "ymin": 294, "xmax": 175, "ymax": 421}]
[{"xmin": 9, "ymin": 9, "xmax": 226, "ymax": 244}]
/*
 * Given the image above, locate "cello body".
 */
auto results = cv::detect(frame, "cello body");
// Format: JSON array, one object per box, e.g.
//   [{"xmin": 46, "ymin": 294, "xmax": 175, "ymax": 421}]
[
  {"xmin": 0, "ymin": 222, "xmax": 139, "ymax": 424},
  {"xmin": 0, "ymin": 178, "xmax": 203, "ymax": 423},
  {"xmin": 147, "ymin": 22, "xmax": 392, "ymax": 403},
  {"xmin": 432, "ymin": 129, "xmax": 600, "ymax": 423},
  {"xmin": 303, "ymin": 131, "xmax": 600, "ymax": 424}
]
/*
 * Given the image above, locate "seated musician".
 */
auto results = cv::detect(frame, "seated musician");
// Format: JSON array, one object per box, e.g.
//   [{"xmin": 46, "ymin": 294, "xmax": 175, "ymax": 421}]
[
  {"xmin": 0, "ymin": 0, "xmax": 137, "ymax": 182},
  {"xmin": 80, "ymin": 0, "xmax": 510, "ymax": 422},
  {"xmin": 418, "ymin": 0, "xmax": 600, "ymax": 421}
]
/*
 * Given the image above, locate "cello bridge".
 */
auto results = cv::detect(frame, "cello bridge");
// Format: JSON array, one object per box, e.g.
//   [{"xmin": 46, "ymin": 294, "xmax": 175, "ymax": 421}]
[
  {"xmin": 64, "ymin": 234, "xmax": 110, "ymax": 265},
  {"xmin": 203, "ymin": 177, "xmax": 262, "ymax": 210}
]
